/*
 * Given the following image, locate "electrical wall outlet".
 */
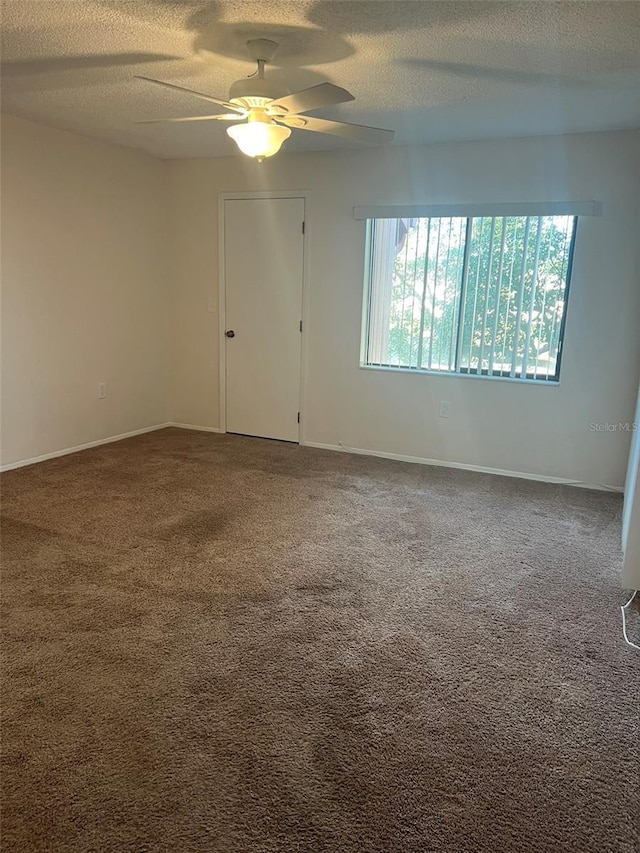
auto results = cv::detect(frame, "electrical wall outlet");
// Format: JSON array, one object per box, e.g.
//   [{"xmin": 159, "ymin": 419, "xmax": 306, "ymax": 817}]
[
  {"xmin": 439, "ymin": 400, "xmax": 450, "ymax": 418},
  {"xmin": 98, "ymin": 383, "xmax": 106, "ymax": 399}
]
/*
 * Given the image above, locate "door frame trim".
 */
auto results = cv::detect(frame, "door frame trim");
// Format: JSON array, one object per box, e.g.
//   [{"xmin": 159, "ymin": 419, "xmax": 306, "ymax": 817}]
[{"xmin": 218, "ymin": 190, "xmax": 311, "ymax": 443}]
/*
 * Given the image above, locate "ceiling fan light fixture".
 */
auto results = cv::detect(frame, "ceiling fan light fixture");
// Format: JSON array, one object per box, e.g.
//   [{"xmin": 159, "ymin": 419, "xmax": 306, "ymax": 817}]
[
  {"xmin": 136, "ymin": 39, "xmax": 394, "ymax": 153},
  {"xmin": 227, "ymin": 112, "xmax": 291, "ymax": 161}
]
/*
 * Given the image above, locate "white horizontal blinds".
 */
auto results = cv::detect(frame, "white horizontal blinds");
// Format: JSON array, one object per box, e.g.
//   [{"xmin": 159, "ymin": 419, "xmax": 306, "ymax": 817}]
[{"xmin": 457, "ymin": 215, "xmax": 576, "ymax": 379}]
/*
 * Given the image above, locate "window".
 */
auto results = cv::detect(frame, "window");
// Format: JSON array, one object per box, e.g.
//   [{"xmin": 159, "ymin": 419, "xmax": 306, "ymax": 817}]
[{"xmin": 363, "ymin": 214, "xmax": 577, "ymax": 382}]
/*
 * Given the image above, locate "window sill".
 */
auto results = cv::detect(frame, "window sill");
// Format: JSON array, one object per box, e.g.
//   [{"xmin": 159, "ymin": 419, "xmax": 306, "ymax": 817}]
[{"xmin": 359, "ymin": 363, "xmax": 561, "ymax": 386}]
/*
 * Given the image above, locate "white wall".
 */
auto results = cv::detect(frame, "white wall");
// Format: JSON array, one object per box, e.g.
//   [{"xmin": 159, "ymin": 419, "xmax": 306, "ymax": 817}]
[
  {"xmin": 2, "ymin": 120, "xmax": 637, "ymax": 487},
  {"xmin": 168, "ymin": 130, "xmax": 640, "ymax": 488},
  {"xmin": 1, "ymin": 115, "xmax": 170, "ymax": 467}
]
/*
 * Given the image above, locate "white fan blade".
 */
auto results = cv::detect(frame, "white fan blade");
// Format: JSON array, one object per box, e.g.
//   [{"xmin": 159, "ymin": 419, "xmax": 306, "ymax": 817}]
[
  {"xmin": 280, "ymin": 115, "xmax": 394, "ymax": 144},
  {"xmin": 269, "ymin": 82, "xmax": 354, "ymax": 115},
  {"xmin": 136, "ymin": 114, "xmax": 242, "ymax": 124},
  {"xmin": 135, "ymin": 76, "xmax": 244, "ymax": 113}
]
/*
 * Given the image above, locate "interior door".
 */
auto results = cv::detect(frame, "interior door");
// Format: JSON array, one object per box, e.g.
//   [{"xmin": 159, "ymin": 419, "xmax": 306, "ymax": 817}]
[{"xmin": 224, "ymin": 197, "xmax": 304, "ymax": 442}]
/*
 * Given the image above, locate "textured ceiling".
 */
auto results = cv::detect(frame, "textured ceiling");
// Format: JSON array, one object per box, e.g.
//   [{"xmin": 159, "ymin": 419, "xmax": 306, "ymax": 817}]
[{"xmin": 2, "ymin": 1, "xmax": 640, "ymax": 159}]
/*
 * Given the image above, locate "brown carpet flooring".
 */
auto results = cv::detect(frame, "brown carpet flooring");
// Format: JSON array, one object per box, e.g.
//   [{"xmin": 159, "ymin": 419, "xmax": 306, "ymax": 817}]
[{"xmin": 1, "ymin": 427, "xmax": 638, "ymax": 852}]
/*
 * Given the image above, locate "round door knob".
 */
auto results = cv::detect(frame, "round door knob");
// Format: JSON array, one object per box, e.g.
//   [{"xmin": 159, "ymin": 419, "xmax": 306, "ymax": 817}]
[{"xmin": 225, "ymin": 330, "xmax": 235, "ymax": 338}]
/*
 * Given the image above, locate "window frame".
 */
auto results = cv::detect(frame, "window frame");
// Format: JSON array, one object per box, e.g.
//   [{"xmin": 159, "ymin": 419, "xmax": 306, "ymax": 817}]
[{"xmin": 360, "ymin": 213, "xmax": 579, "ymax": 385}]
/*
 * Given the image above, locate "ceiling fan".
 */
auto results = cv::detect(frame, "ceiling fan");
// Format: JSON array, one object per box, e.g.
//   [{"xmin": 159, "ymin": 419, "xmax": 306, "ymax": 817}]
[{"xmin": 136, "ymin": 38, "xmax": 394, "ymax": 161}]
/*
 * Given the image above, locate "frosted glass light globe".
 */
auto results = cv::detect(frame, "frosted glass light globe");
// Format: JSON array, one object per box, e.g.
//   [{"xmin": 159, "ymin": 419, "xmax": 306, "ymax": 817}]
[{"xmin": 227, "ymin": 122, "xmax": 291, "ymax": 159}]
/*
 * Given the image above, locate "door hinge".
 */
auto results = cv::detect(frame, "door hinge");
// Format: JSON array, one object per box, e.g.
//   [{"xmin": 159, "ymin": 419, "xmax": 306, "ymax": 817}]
[
  {"xmin": 297, "ymin": 412, "xmax": 300, "ymax": 424},
  {"xmin": 302, "ymin": 221, "xmax": 305, "ymax": 234},
  {"xmin": 299, "ymin": 320, "xmax": 303, "ymax": 332}
]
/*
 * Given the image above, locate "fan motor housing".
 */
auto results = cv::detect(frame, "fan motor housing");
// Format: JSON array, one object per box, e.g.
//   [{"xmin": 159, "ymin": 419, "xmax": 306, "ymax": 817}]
[{"xmin": 229, "ymin": 76, "xmax": 287, "ymax": 109}]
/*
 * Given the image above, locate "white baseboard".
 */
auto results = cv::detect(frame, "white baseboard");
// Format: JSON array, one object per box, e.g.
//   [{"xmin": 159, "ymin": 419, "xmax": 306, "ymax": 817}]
[
  {"xmin": 301, "ymin": 440, "xmax": 623, "ymax": 493},
  {"xmin": 168, "ymin": 423, "xmax": 222, "ymax": 433},
  {"xmin": 2, "ymin": 426, "xmax": 622, "ymax": 493},
  {"xmin": 0, "ymin": 423, "xmax": 173, "ymax": 472}
]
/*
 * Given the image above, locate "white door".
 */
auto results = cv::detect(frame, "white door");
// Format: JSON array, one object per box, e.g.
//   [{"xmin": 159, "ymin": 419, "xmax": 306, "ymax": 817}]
[{"xmin": 224, "ymin": 197, "xmax": 304, "ymax": 442}]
